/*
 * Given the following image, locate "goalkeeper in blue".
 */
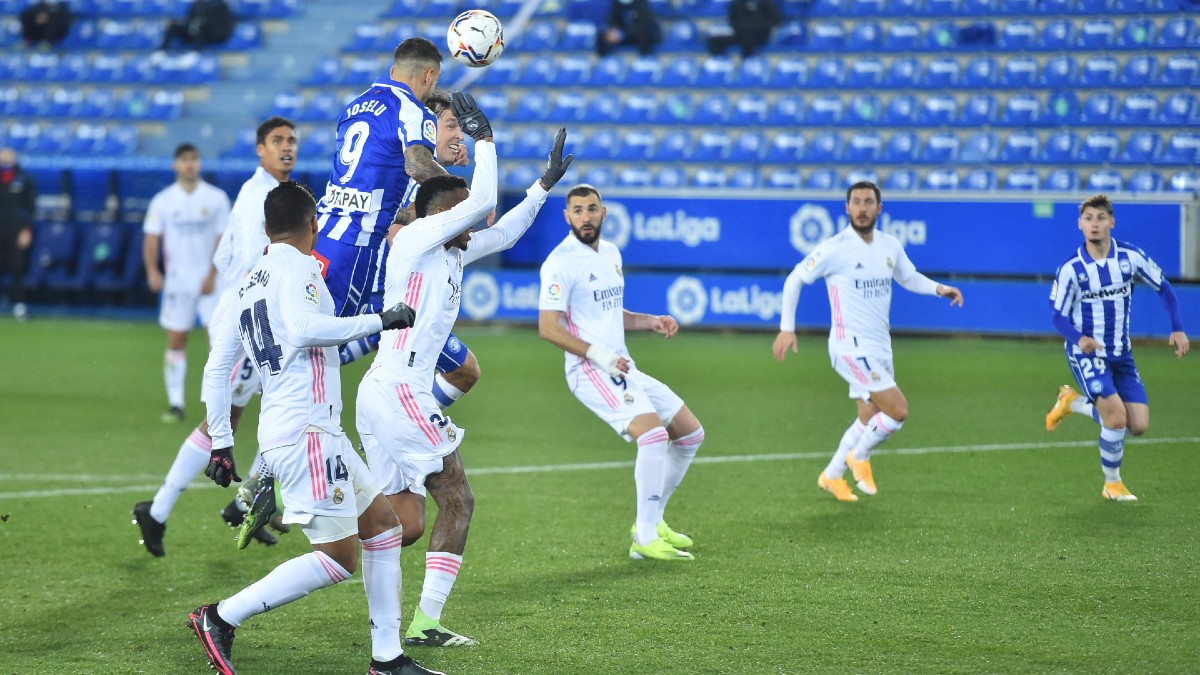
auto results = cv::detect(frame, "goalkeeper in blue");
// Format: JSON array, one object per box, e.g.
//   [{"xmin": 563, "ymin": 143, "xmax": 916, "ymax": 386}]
[{"xmin": 1045, "ymin": 194, "xmax": 1189, "ymax": 502}]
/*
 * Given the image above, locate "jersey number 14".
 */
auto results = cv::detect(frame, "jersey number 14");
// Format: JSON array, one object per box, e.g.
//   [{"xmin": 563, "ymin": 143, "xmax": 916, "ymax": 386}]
[{"xmin": 239, "ymin": 299, "xmax": 284, "ymax": 375}]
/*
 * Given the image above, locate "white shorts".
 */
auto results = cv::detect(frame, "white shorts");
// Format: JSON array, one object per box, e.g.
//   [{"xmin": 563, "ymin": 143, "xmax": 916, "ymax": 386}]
[
  {"xmin": 228, "ymin": 356, "xmax": 262, "ymax": 408},
  {"xmin": 830, "ymin": 349, "xmax": 897, "ymax": 400},
  {"xmin": 260, "ymin": 431, "xmax": 380, "ymax": 541},
  {"xmin": 159, "ymin": 288, "xmax": 217, "ymax": 332},
  {"xmin": 568, "ymin": 365, "xmax": 685, "ymax": 442},
  {"xmin": 356, "ymin": 373, "xmax": 464, "ymax": 496}
]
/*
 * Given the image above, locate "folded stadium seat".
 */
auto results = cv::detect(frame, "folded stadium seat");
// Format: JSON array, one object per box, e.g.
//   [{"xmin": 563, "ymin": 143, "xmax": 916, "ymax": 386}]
[
  {"xmin": 1119, "ymin": 131, "xmax": 1163, "ymax": 164},
  {"xmin": 303, "ymin": 56, "xmax": 342, "ymax": 87},
  {"xmin": 809, "ymin": 21, "xmax": 847, "ymax": 51},
  {"xmin": 61, "ymin": 221, "xmax": 129, "ymax": 293},
  {"xmin": 811, "ymin": 0, "xmax": 845, "ymax": 17},
  {"xmin": 616, "ymin": 130, "xmax": 656, "ymax": 161},
  {"xmin": 516, "ymin": 58, "xmax": 555, "ymax": 87},
  {"xmin": 549, "ymin": 56, "xmax": 592, "ymax": 87},
  {"xmin": 729, "ymin": 167, "xmax": 761, "ymax": 189},
  {"xmin": 806, "ymin": 169, "xmax": 840, "ymax": 191},
  {"xmin": 764, "ymin": 132, "xmax": 806, "ymax": 163},
  {"xmin": 660, "ymin": 20, "xmax": 698, "ymax": 52},
  {"xmin": 616, "ymin": 167, "xmax": 654, "ymax": 188},
  {"xmin": 96, "ymin": 20, "xmax": 135, "ymax": 50},
  {"xmin": 1079, "ymin": 55, "xmax": 1119, "ymax": 88},
  {"xmin": 296, "ymin": 91, "xmax": 340, "ymax": 123},
  {"xmin": 1074, "ymin": 0, "xmax": 1112, "ymax": 12},
  {"xmin": 1041, "ymin": 131, "xmax": 1081, "ymax": 163},
  {"xmin": 511, "ymin": 128, "xmax": 551, "ymax": 160},
  {"xmin": 766, "ymin": 21, "xmax": 807, "ymax": 53},
  {"xmin": 580, "ymin": 166, "xmax": 615, "ymax": 189},
  {"xmin": 805, "ymin": 95, "xmax": 845, "ymax": 125},
  {"xmin": 221, "ymin": 23, "xmax": 262, "ymax": 50},
  {"xmin": 51, "ymin": 54, "xmax": 90, "ymax": 83},
  {"xmin": 1040, "ymin": 19, "xmax": 1074, "ymax": 51},
  {"xmin": 882, "ymin": 130, "xmax": 919, "ymax": 163},
  {"xmin": 999, "ymin": 94, "xmax": 1041, "ymax": 127},
  {"xmin": 729, "ymin": 94, "xmax": 770, "ymax": 126},
  {"xmin": 221, "ymin": 128, "xmax": 257, "ymax": 160},
  {"xmin": 698, "ymin": 57, "xmax": 736, "ymax": 87},
  {"xmin": 963, "ymin": 168, "xmax": 998, "ymax": 191},
  {"xmin": 844, "ymin": 131, "xmax": 884, "ymax": 163},
  {"xmin": 694, "ymin": 130, "xmax": 733, "ymax": 161},
  {"xmin": 960, "ymin": 94, "xmax": 998, "ymax": 126},
  {"xmin": 344, "ymin": 24, "xmax": 383, "ymax": 53},
  {"xmin": 1119, "ymin": 18, "xmax": 1156, "ymax": 49},
  {"xmin": 692, "ymin": 168, "xmax": 728, "ymax": 189},
  {"xmin": 24, "ymin": 221, "xmax": 79, "ymax": 292},
  {"xmin": 960, "ymin": 132, "xmax": 999, "ymax": 163},
  {"xmin": 660, "ymin": 57, "xmax": 700, "ymax": 88},
  {"xmin": 804, "ymin": 132, "xmax": 842, "ymax": 163},
  {"xmin": 86, "ymin": 54, "xmax": 121, "ymax": 83},
  {"xmin": 884, "ymin": 57, "xmax": 920, "ymax": 89},
  {"xmin": 519, "ymin": 21, "xmax": 560, "ymax": 52},
  {"xmin": 299, "ymin": 127, "xmax": 335, "ymax": 161},
  {"xmin": 1040, "ymin": 55, "xmax": 1077, "ymax": 88},
  {"xmin": 846, "ymin": 94, "xmax": 882, "ymax": 125},
  {"xmin": 1042, "ymin": 168, "xmax": 1079, "ymax": 190},
  {"xmin": 1158, "ymin": 93, "xmax": 1198, "ymax": 125},
  {"xmin": 384, "ymin": 0, "xmax": 451, "ymax": 19},
  {"xmin": 385, "ymin": 23, "xmax": 418, "ymax": 48},
  {"xmin": 809, "ymin": 57, "xmax": 846, "ymax": 89},
  {"xmin": 1120, "ymin": 55, "xmax": 1160, "ymax": 87},
  {"xmin": 920, "ymin": 131, "xmax": 961, "ymax": 164},
  {"xmin": 23, "ymin": 53, "xmax": 58, "ymax": 81},
  {"xmin": 1003, "ymin": 168, "xmax": 1040, "ymax": 191},
  {"xmin": 1127, "ymin": 171, "xmax": 1163, "ymax": 192},
  {"xmin": 1168, "ymin": 171, "xmax": 1200, "ymax": 194},
  {"xmin": 488, "ymin": 128, "xmax": 516, "ymax": 158},
  {"xmin": 881, "ymin": 0, "xmax": 920, "ymax": 16},
  {"xmin": 729, "ymin": 131, "xmax": 766, "ymax": 162},
  {"xmin": 1160, "ymin": 53, "xmax": 1199, "ymax": 87},
  {"xmin": 479, "ymin": 57, "xmax": 521, "ymax": 87},
  {"xmin": 5, "ymin": 122, "xmax": 39, "ymax": 153},
  {"xmin": 1040, "ymin": 91, "xmax": 1080, "ymax": 126},
  {"xmin": 623, "ymin": 92, "xmax": 658, "ymax": 124},
  {"xmin": 510, "ymin": 90, "xmax": 551, "ymax": 123},
  {"xmin": 766, "ymin": 168, "xmax": 804, "ymax": 189},
  {"xmin": 999, "ymin": 55, "xmax": 1038, "ymax": 88},
  {"xmin": 501, "ymin": 164, "xmax": 541, "ymax": 191},
  {"xmin": 654, "ymin": 130, "xmax": 693, "ymax": 163},
  {"xmin": 692, "ymin": 93, "xmax": 732, "ymax": 126},
  {"xmin": 884, "ymin": 168, "xmax": 918, "ymax": 190},
  {"xmin": 925, "ymin": 22, "xmax": 958, "ymax": 50},
  {"xmin": 961, "ymin": 56, "xmax": 998, "ymax": 88},
  {"xmin": 921, "ymin": 57, "xmax": 960, "ymax": 89},
  {"xmin": 1078, "ymin": 131, "xmax": 1121, "ymax": 163},
  {"xmin": 1087, "ymin": 170, "xmax": 1125, "ymax": 192},
  {"xmin": 844, "ymin": 57, "xmax": 884, "ymax": 89},
  {"xmin": 620, "ymin": 57, "xmax": 661, "ymax": 87},
  {"xmin": 270, "ymin": 92, "xmax": 303, "ymax": 120},
  {"xmin": 548, "ymin": 92, "xmax": 587, "ymax": 124},
  {"xmin": 847, "ymin": 22, "xmax": 883, "ymax": 51},
  {"xmin": 70, "ymin": 124, "xmax": 106, "ymax": 155},
  {"xmin": 998, "ymin": 130, "xmax": 1039, "ymax": 164},
  {"xmin": 845, "ymin": 168, "xmax": 880, "ymax": 187},
  {"xmin": 0, "ymin": 87, "xmax": 18, "ymax": 116},
  {"xmin": 918, "ymin": 95, "xmax": 958, "ymax": 126},
  {"xmin": 883, "ymin": 95, "xmax": 919, "ymax": 126},
  {"xmin": 582, "ymin": 128, "xmax": 620, "ymax": 160},
  {"xmin": 924, "ymin": 168, "xmax": 960, "ymax": 191},
  {"xmin": 114, "ymin": 90, "xmax": 153, "ymax": 121},
  {"xmin": 59, "ymin": 18, "xmax": 97, "ymax": 50},
  {"xmin": 1080, "ymin": 93, "xmax": 1118, "ymax": 124},
  {"xmin": 343, "ymin": 56, "xmax": 383, "ymax": 86},
  {"xmin": 13, "ymin": 89, "xmax": 49, "ymax": 118},
  {"xmin": 768, "ymin": 57, "xmax": 808, "ymax": 88},
  {"xmin": 0, "ymin": 54, "xmax": 21, "ymax": 81},
  {"xmin": 884, "ymin": 21, "xmax": 922, "ymax": 51},
  {"xmin": 1156, "ymin": 17, "xmax": 1196, "ymax": 49},
  {"xmin": 1116, "ymin": 93, "xmax": 1160, "ymax": 126},
  {"xmin": 561, "ymin": 22, "xmax": 598, "ymax": 52},
  {"xmin": 654, "ymin": 167, "xmax": 688, "ymax": 190},
  {"xmin": 1076, "ymin": 18, "xmax": 1117, "ymax": 50},
  {"xmin": 733, "ymin": 56, "xmax": 771, "ymax": 88},
  {"xmin": 996, "ymin": 20, "xmax": 1036, "ymax": 51},
  {"xmin": 105, "ymin": 126, "xmax": 139, "ymax": 156},
  {"xmin": 1162, "ymin": 132, "xmax": 1200, "ymax": 165},
  {"xmin": 579, "ymin": 92, "xmax": 621, "ymax": 124}
]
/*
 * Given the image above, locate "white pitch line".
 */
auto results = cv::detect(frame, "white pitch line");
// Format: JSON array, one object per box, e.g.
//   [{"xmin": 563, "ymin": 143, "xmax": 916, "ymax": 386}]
[{"xmin": 2, "ymin": 437, "xmax": 1196, "ymax": 500}]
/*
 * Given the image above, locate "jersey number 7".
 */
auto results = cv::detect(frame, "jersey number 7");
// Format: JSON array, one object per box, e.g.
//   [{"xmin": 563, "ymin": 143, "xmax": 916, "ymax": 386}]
[{"xmin": 239, "ymin": 299, "xmax": 284, "ymax": 375}]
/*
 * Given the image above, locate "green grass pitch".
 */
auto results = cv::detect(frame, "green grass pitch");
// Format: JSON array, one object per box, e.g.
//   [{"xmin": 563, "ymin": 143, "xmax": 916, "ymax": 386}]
[{"xmin": 0, "ymin": 318, "xmax": 1197, "ymax": 673}]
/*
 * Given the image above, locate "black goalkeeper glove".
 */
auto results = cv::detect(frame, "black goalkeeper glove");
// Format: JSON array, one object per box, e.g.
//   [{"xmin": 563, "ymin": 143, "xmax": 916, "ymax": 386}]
[
  {"xmin": 205, "ymin": 447, "xmax": 242, "ymax": 488},
  {"xmin": 539, "ymin": 127, "xmax": 574, "ymax": 190},
  {"xmin": 452, "ymin": 91, "xmax": 492, "ymax": 140},
  {"xmin": 379, "ymin": 302, "xmax": 416, "ymax": 331}
]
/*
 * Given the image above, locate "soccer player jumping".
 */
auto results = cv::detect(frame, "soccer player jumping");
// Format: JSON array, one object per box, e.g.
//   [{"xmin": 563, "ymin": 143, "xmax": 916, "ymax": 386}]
[{"xmin": 1045, "ymin": 194, "xmax": 1189, "ymax": 502}]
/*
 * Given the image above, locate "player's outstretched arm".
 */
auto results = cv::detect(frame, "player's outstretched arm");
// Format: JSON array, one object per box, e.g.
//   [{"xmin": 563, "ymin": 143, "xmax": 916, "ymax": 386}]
[
  {"xmin": 1169, "ymin": 331, "xmax": 1190, "ymax": 359},
  {"xmin": 772, "ymin": 331, "xmax": 798, "ymax": 362},
  {"xmin": 622, "ymin": 310, "xmax": 677, "ymax": 338},
  {"xmin": 936, "ymin": 283, "xmax": 964, "ymax": 307}
]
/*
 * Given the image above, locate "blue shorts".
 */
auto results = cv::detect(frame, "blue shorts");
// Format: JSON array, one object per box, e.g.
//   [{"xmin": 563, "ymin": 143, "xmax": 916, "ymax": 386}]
[
  {"xmin": 312, "ymin": 235, "xmax": 379, "ymax": 319},
  {"xmin": 1065, "ymin": 346, "xmax": 1148, "ymax": 405}
]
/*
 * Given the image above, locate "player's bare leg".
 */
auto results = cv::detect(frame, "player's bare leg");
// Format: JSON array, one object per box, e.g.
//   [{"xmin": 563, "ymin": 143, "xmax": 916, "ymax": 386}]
[
  {"xmin": 386, "ymin": 490, "xmax": 428, "ymax": 547},
  {"xmin": 1095, "ymin": 394, "xmax": 1137, "ymax": 501},
  {"xmin": 844, "ymin": 389, "xmax": 908, "ymax": 496},
  {"xmin": 627, "ymin": 413, "xmax": 693, "ymax": 561}
]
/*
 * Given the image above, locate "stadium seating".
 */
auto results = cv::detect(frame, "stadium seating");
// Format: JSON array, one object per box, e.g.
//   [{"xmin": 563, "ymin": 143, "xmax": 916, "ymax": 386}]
[
  {"xmin": 1005, "ymin": 168, "xmax": 1042, "ymax": 191},
  {"xmin": 1044, "ymin": 169, "xmax": 1081, "ymax": 192},
  {"xmin": 24, "ymin": 221, "xmax": 79, "ymax": 292}
]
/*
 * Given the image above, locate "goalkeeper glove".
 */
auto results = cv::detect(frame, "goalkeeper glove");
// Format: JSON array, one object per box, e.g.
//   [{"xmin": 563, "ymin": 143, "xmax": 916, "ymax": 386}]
[{"xmin": 452, "ymin": 91, "xmax": 492, "ymax": 140}]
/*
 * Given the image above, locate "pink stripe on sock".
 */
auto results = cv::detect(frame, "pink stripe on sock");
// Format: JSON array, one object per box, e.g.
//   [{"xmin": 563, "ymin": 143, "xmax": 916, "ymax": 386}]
[
  {"xmin": 315, "ymin": 552, "xmax": 348, "ymax": 583},
  {"xmin": 188, "ymin": 429, "xmax": 213, "ymax": 450},
  {"xmin": 638, "ymin": 429, "xmax": 670, "ymax": 447},
  {"xmin": 362, "ymin": 533, "xmax": 404, "ymax": 551}
]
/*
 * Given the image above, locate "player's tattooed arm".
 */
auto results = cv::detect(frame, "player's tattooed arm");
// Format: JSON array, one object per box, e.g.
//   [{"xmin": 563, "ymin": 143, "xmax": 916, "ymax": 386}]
[{"xmin": 405, "ymin": 145, "xmax": 449, "ymax": 184}]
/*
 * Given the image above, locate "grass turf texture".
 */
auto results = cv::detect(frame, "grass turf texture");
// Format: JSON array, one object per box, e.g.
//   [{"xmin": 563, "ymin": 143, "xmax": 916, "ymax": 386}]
[{"xmin": 0, "ymin": 318, "xmax": 1197, "ymax": 674}]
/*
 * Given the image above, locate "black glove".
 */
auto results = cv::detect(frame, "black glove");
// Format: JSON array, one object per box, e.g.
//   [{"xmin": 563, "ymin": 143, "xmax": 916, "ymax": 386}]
[
  {"xmin": 452, "ymin": 91, "xmax": 492, "ymax": 140},
  {"xmin": 205, "ymin": 447, "xmax": 241, "ymax": 488},
  {"xmin": 540, "ymin": 127, "xmax": 574, "ymax": 190},
  {"xmin": 379, "ymin": 301, "xmax": 416, "ymax": 331}
]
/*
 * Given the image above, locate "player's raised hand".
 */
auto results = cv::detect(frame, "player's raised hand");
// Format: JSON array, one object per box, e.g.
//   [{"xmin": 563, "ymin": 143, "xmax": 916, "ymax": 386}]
[
  {"xmin": 204, "ymin": 447, "xmax": 241, "ymax": 488},
  {"xmin": 539, "ymin": 127, "xmax": 574, "ymax": 191},
  {"xmin": 650, "ymin": 314, "xmax": 678, "ymax": 339},
  {"xmin": 379, "ymin": 301, "xmax": 416, "ymax": 331},
  {"xmin": 772, "ymin": 332, "xmax": 798, "ymax": 362},
  {"xmin": 1077, "ymin": 335, "xmax": 1101, "ymax": 354},
  {"xmin": 451, "ymin": 91, "xmax": 492, "ymax": 141},
  {"xmin": 937, "ymin": 284, "xmax": 964, "ymax": 307},
  {"xmin": 1169, "ymin": 331, "xmax": 1190, "ymax": 359}
]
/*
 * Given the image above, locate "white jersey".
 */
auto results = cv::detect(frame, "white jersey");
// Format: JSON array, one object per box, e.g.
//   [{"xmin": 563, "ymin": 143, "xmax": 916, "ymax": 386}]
[
  {"xmin": 780, "ymin": 228, "xmax": 939, "ymax": 356},
  {"xmin": 212, "ymin": 167, "xmax": 281, "ymax": 298},
  {"xmin": 143, "ymin": 180, "xmax": 230, "ymax": 295},
  {"xmin": 203, "ymin": 243, "xmax": 383, "ymax": 451},
  {"xmin": 538, "ymin": 236, "xmax": 632, "ymax": 374}
]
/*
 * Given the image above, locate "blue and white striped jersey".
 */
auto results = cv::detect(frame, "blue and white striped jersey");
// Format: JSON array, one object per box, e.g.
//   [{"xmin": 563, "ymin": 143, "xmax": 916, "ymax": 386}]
[
  {"xmin": 315, "ymin": 76, "xmax": 437, "ymax": 248},
  {"xmin": 1049, "ymin": 239, "xmax": 1167, "ymax": 356}
]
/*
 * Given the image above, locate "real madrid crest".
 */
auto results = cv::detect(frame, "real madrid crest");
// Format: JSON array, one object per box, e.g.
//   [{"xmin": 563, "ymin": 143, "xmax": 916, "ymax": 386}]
[
  {"xmin": 333, "ymin": 487, "xmax": 345, "ymax": 505},
  {"xmin": 624, "ymin": 393, "xmax": 634, "ymax": 404},
  {"xmin": 885, "ymin": 256, "xmax": 894, "ymax": 269},
  {"xmin": 870, "ymin": 372, "xmax": 880, "ymax": 382},
  {"xmin": 447, "ymin": 428, "xmax": 457, "ymax": 442},
  {"xmin": 615, "ymin": 264, "xmax": 623, "ymax": 278}
]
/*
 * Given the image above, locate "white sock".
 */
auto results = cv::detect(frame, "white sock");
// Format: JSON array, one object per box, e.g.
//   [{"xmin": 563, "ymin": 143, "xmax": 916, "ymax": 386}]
[
  {"xmin": 851, "ymin": 412, "xmax": 904, "ymax": 461},
  {"xmin": 418, "ymin": 552, "xmax": 462, "ymax": 622},
  {"xmin": 218, "ymin": 551, "xmax": 349, "ymax": 627},
  {"xmin": 1099, "ymin": 426, "xmax": 1125, "ymax": 483},
  {"xmin": 149, "ymin": 427, "xmax": 211, "ymax": 523},
  {"xmin": 633, "ymin": 427, "xmax": 670, "ymax": 545},
  {"xmin": 661, "ymin": 426, "xmax": 703, "ymax": 514},
  {"xmin": 1070, "ymin": 396, "xmax": 1097, "ymax": 422},
  {"xmin": 361, "ymin": 526, "xmax": 404, "ymax": 662},
  {"xmin": 164, "ymin": 349, "xmax": 187, "ymax": 409},
  {"xmin": 431, "ymin": 373, "xmax": 466, "ymax": 411},
  {"xmin": 824, "ymin": 419, "xmax": 867, "ymax": 479}
]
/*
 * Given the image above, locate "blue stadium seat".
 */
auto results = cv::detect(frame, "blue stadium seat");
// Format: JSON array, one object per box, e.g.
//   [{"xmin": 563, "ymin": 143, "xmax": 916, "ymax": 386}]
[
  {"xmin": 511, "ymin": 91, "xmax": 550, "ymax": 122},
  {"xmin": 1160, "ymin": 54, "xmax": 1198, "ymax": 87},
  {"xmin": 1117, "ymin": 93, "xmax": 1160, "ymax": 126},
  {"xmin": 999, "ymin": 130, "xmax": 1039, "ymax": 164},
  {"xmin": 1162, "ymin": 132, "xmax": 1200, "ymax": 165},
  {"xmin": 299, "ymin": 127, "xmax": 335, "ymax": 161},
  {"xmin": 1005, "ymin": 169, "xmax": 1041, "ymax": 192},
  {"xmin": 996, "ymin": 0, "xmax": 1039, "ymax": 14},
  {"xmin": 883, "ymin": 131, "xmax": 919, "ymax": 163},
  {"xmin": 69, "ymin": 124, "xmax": 105, "ymax": 155},
  {"xmin": 884, "ymin": 169, "xmax": 918, "ymax": 191},
  {"xmin": 0, "ymin": 87, "xmax": 15, "ymax": 116},
  {"xmin": 961, "ymin": 57, "xmax": 998, "ymax": 88},
  {"xmin": 885, "ymin": 57, "xmax": 920, "ymax": 89},
  {"xmin": 510, "ymin": 128, "xmax": 550, "ymax": 160},
  {"xmin": 1042, "ymin": 169, "xmax": 1079, "ymax": 191},
  {"xmin": 882, "ymin": 0, "xmax": 921, "ymax": 16},
  {"xmin": 1074, "ymin": 0, "xmax": 1112, "ymax": 12},
  {"xmin": 663, "ymin": 20, "xmax": 701, "ymax": 52},
  {"xmin": 1077, "ymin": 19, "xmax": 1117, "ymax": 49},
  {"xmin": 1168, "ymin": 171, "xmax": 1200, "ymax": 194},
  {"xmin": 1041, "ymin": 56, "xmax": 1077, "ymax": 88},
  {"xmin": 809, "ymin": 57, "xmax": 845, "ymax": 88},
  {"xmin": 847, "ymin": 95, "xmax": 882, "ymax": 125},
  {"xmin": 729, "ymin": 94, "xmax": 770, "ymax": 126},
  {"xmin": 920, "ymin": 132, "xmax": 961, "ymax": 164},
  {"xmin": 623, "ymin": 93, "xmax": 658, "ymax": 124},
  {"xmin": 23, "ymin": 53, "xmax": 58, "ymax": 82},
  {"xmin": 730, "ymin": 167, "xmax": 761, "ymax": 189},
  {"xmin": 847, "ymin": 22, "xmax": 883, "ymax": 50},
  {"xmin": 1156, "ymin": 18, "xmax": 1195, "ymax": 48},
  {"xmin": 654, "ymin": 166, "xmax": 687, "ymax": 190},
  {"xmin": 14, "ymin": 89, "xmax": 49, "ymax": 118},
  {"xmin": 1079, "ymin": 55, "xmax": 1119, "ymax": 87},
  {"xmin": 478, "ymin": 57, "xmax": 521, "ymax": 86},
  {"xmin": 1119, "ymin": 131, "xmax": 1163, "ymax": 164},
  {"xmin": 1159, "ymin": 93, "xmax": 1198, "ymax": 126},
  {"xmin": 805, "ymin": 95, "xmax": 844, "ymax": 125},
  {"xmin": 769, "ymin": 57, "xmax": 808, "ymax": 88},
  {"xmin": 765, "ymin": 132, "xmax": 805, "ymax": 163},
  {"xmin": 883, "ymin": 95, "xmax": 919, "ymax": 126},
  {"xmin": 582, "ymin": 129, "xmax": 620, "ymax": 160},
  {"xmin": 1121, "ymin": 55, "xmax": 1159, "ymax": 86},
  {"xmin": 850, "ymin": 0, "xmax": 888, "ymax": 16},
  {"xmin": 1087, "ymin": 170, "xmax": 1124, "ymax": 192},
  {"xmin": 844, "ymin": 168, "xmax": 880, "ymax": 187},
  {"xmin": 771, "ymin": 95, "xmax": 803, "ymax": 126},
  {"xmin": 692, "ymin": 93, "xmax": 731, "ymax": 125},
  {"xmin": 223, "ymin": 23, "xmax": 262, "ymax": 50},
  {"xmin": 924, "ymin": 169, "xmax": 960, "ymax": 191},
  {"xmin": 924, "ymin": 0, "xmax": 961, "ymax": 14},
  {"xmin": 516, "ymin": 58, "xmax": 555, "ymax": 87},
  {"xmin": 922, "ymin": 57, "xmax": 959, "ymax": 89},
  {"xmin": 729, "ymin": 131, "xmax": 767, "ymax": 162},
  {"xmin": 1078, "ymin": 131, "xmax": 1121, "ymax": 163},
  {"xmin": 844, "ymin": 132, "xmax": 884, "ymax": 163},
  {"xmin": 1080, "ymin": 93, "xmax": 1118, "ymax": 124},
  {"xmin": 561, "ymin": 22, "xmax": 598, "ymax": 52},
  {"xmin": 997, "ymin": 20, "xmax": 1037, "ymax": 51},
  {"xmin": 1000, "ymin": 95, "xmax": 1041, "ymax": 127},
  {"xmin": 963, "ymin": 169, "xmax": 998, "ymax": 191},
  {"xmin": 553, "ymin": 56, "xmax": 593, "ymax": 87},
  {"xmin": 699, "ymin": 57, "xmax": 736, "ymax": 87},
  {"xmin": 809, "ymin": 22, "xmax": 847, "ymax": 51},
  {"xmin": 616, "ymin": 167, "xmax": 654, "ymax": 188},
  {"xmin": 616, "ymin": 130, "xmax": 656, "ymax": 161},
  {"xmin": 812, "ymin": 0, "xmax": 847, "ymax": 17},
  {"xmin": 344, "ymin": 24, "xmax": 382, "ymax": 52},
  {"xmin": 221, "ymin": 128, "xmax": 257, "ymax": 160},
  {"xmin": 520, "ymin": 21, "xmax": 560, "ymax": 51},
  {"xmin": 733, "ymin": 56, "xmax": 771, "ymax": 88},
  {"xmin": 805, "ymin": 132, "xmax": 842, "ymax": 163},
  {"xmin": 1042, "ymin": 131, "xmax": 1081, "ymax": 163},
  {"xmin": 625, "ymin": 57, "xmax": 663, "ymax": 87},
  {"xmin": 918, "ymin": 95, "xmax": 958, "ymax": 126},
  {"xmin": 767, "ymin": 21, "xmax": 807, "ymax": 52},
  {"xmin": 580, "ymin": 166, "xmax": 615, "ymax": 189},
  {"xmin": 1128, "ymin": 171, "xmax": 1163, "ymax": 193},
  {"xmin": 1119, "ymin": 18, "xmax": 1156, "ymax": 49},
  {"xmin": 501, "ymin": 164, "xmax": 541, "ymax": 191},
  {"xmin": 580, "ymin": 92, "xmax": 621, "ymax": 124},
  {"xmin": 549, "ymin": 92, "xmax": 587, "ymax": 123},
  {"xmin": 64, "ymin": 221, "xmax": 130, "ymax": 293},
  {"xmin": 846, "ymin": 57, "xmax": 884, "ymax": 88},
  {"xmin": 660, "ymin": 57, "xmax": 699, "ymax": 88},
  {"xmin": 25, "ymin": 221, "xmax": 79, "ymax": 291},
  {"xmin": 304, "ymin": 56, "xmax": 342, "ymax": 86},
  {"xmin": 52, "ymin": 54, "xmax": 90, "ymax": 82},
  {"xmin": 270, "ymin": 92, "xmax": 303, "ymax": 119},
  {"xmin": 1000, "ymin": 56, "xmax": 1038, "ymax": 88},
  {"xmin": 884, "ymin": 22, "xmax": 922, "ymax": 51},
  {"xmin": 961, "ymin": 132, "xmax": 999, "ymax": 163},
  {"xmin": 806, "ymin": 169, "xmax": 841, "ymax": 191},
  {"xmin": 692, "ymin": 168, "xmax": 728, "ymax": 189},
  {"xmin": 694, "ymin": 130, "xmax": 733, "ymax": 161},
  {"xmin": 1041, "ymin": 20, "xmax": 1074, "ymax": 50},
  {"xmin": 297, "ymin": 92, "xmax": 340, "ymax": 123},
  {"xmin": 925, "ymin": 22, "xmax": 957, "ymax": 50}
]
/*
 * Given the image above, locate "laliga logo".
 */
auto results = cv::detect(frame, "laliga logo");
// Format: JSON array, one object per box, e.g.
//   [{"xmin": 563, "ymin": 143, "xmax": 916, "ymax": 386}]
[
  {"xmin": 602, "ymin": 200, "xmax": 632, "ymax": 250},
  {"xmin": 666, "ymin": 276, "xmax": 707, "ymax": 326},
  {"xmin": 461, "ymin": 271, "xmax": 500, "ymax": 320},
  {"xmin": 789, "ymin": 204, "xmax": 835, "ymax": 255}
]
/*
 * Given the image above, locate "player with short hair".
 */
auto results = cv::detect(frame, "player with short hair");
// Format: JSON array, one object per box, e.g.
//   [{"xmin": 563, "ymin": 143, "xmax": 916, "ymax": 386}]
[
  {"xmin": 142, "ymin": 142, "xmax": 230, "ymax": 423},
  {"xmin": 773, "ymin": 181, "xmax": 963, "ymax": 502},
  {"xmin": 132, "ymin": 117, "xmax": 297, "ymax": 556},
  {"xmin": 357, "ymin": 96, "xmax": 572, "ymax": 647},
  {"xmin": 1044, "ymin": 194, "xmax": 1189, "ymax": 502},
  {"xmin": 188, "ymin": 180, "xmax": 435, "ymax": 675},
  {"xmin": 538, "ymin": 184, "xmax": 704, "ymax": 563}
]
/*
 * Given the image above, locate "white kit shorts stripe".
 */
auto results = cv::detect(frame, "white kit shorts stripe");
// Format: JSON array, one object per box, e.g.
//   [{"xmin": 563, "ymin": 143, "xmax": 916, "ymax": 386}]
[{"xmin": 568, "ymin": 367, "xmax": 684, "ymax": 442}]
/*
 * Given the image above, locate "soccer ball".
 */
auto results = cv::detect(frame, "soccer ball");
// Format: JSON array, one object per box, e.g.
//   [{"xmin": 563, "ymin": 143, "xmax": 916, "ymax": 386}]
[{"xmin": 447, "ymin": 10, "xmax": 505, "ymax": 68}]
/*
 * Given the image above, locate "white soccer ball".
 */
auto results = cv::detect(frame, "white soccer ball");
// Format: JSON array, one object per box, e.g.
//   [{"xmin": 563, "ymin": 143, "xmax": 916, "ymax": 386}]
[{"xmin": 447, "ymin": 10, "xmax": 505, "ymax": 68}]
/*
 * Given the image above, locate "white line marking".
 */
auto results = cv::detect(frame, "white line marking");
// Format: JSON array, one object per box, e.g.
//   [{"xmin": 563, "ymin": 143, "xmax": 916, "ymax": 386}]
[{"xmin": 2, "ymin": 437, "xmax": 1196, "ymax": 500}]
